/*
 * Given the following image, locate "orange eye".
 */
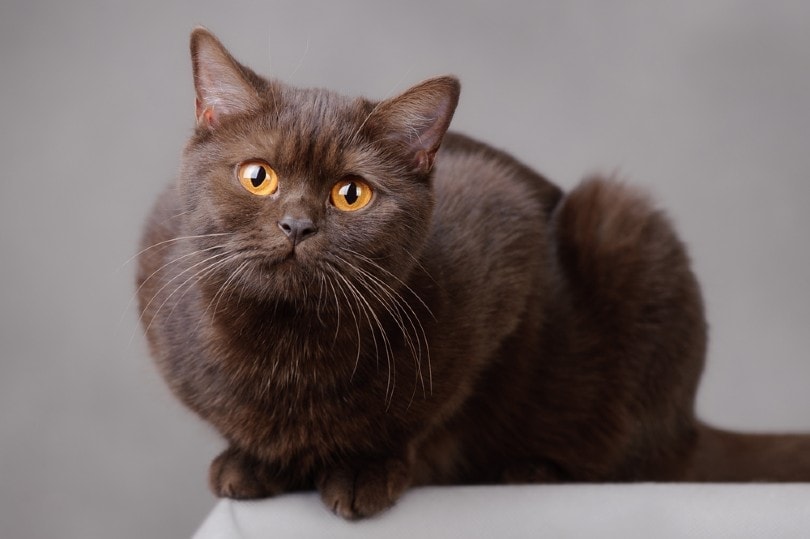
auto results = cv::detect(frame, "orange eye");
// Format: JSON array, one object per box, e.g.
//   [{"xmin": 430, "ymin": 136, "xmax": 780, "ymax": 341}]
[
  {"xmin": 237, "ymin": 161, "xmax": 278, "ymax": 196},
  {"xmin": 330, "ymin": 177, "xmax": 373, "ymax": 212}
]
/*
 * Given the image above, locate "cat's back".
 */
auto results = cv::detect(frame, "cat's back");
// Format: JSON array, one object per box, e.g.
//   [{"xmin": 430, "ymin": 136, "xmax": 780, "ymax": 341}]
[
  {"xmin": 429, "ymin": 133, "xmax": 562, "ymax": 268},
  {"xmin": 432, "ymin": 133, "xmax": 562, "ymax": 234}
]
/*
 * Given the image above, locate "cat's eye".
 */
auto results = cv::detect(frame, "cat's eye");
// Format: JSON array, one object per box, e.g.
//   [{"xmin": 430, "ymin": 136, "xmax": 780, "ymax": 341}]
[
  {"xmin": 237, "ymin": 161, "xmax": 278, "ymax": 196},
  {"xmin": 330, "ymin": 177, "xmax": 373, "ymax": 212}
]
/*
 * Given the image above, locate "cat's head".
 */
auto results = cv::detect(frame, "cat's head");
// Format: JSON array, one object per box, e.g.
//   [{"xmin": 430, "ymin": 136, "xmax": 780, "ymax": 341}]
[{"xmin": 177, "ymin": 28, "xmax": 459, "ymax": 306}]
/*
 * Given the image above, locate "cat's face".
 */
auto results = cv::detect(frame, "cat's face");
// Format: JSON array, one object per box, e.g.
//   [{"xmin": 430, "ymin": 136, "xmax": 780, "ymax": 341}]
[{"xmin": 178, "ymin": 29, "xmax": 459, "ymax": 307}]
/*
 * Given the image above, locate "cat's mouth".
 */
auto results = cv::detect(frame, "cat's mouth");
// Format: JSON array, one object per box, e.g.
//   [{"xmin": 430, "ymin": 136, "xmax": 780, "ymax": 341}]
[
  {"xmin": 280, "ymin": 244, "xmax": 307, "ymax": 264},
  {"xmin": 252, "ymin": 245, "xmax": 312, "ymax": 275},
  {"xmin": 231, "ymin": 239, "xmax": 323, "ymax": 287},
  {"xmin": 277, "ymin": 252, "xmax": 299, "ymax": 269}
]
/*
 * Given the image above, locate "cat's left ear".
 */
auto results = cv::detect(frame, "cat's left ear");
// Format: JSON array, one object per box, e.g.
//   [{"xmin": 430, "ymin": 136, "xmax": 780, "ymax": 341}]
[
  {"xmin": 371, "ymin": 76, "xmax": 460, "ymax": 174},
  {"xmin": 190, "ymin": 27, "xmax": 261, "ymax": 128}
]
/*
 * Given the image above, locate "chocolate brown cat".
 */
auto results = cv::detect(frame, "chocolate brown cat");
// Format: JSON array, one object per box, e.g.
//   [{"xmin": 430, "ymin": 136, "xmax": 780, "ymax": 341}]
[{"xmin": 137, "ymin": 28, "xmax": 810, "ymax": 519}]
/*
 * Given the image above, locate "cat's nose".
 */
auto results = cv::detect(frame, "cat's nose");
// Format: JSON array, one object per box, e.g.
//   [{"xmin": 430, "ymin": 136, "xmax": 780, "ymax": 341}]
[{"xmin": 278, "ymin": 216, "xmax": 318, "ymax": 246}]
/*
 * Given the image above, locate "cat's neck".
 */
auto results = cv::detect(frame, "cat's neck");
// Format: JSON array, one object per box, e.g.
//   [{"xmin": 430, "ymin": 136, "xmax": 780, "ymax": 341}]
[{"xmin": 197, "ymin": 263, "xmax": 434, "ymax": 389}]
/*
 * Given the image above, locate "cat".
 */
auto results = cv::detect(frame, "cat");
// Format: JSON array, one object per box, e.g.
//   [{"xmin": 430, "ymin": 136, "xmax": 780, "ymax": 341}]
[{"xmin": 137, "ymin": 27, "xmax": 810, "ymax": 519}]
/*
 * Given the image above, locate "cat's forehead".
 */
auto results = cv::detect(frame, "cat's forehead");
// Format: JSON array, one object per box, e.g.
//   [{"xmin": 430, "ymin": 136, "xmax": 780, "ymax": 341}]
[
  {"xmin": 217, "ymin": 83, "xmax": 376, "ymax": 175},
  {"xmin": 275, "ymin": 85, "xmax": 362, "ymax": 125},
  {"xmin": 259, "ymin": 83, "xmax": 371, "ymax": 145}
]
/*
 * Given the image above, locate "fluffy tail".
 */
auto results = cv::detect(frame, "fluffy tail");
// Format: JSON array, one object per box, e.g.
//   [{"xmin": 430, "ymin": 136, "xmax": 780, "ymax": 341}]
[
  {"xmin": 555, "ymin": 179, "xmax": 810, "ymax": 483},
  {"xmin": 686, "ymin": 423, "xmax": 810, "ymax": 481}
]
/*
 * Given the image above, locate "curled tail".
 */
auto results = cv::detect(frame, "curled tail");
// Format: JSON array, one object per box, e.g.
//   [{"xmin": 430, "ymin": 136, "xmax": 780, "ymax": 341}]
[
  {"xmin": 553, "ymin": 178, "xmax": 810, "ymax": 482},
  {"xmin": 554, "ymin": 177, "xmax": 696, "ymax": 303},
  {"xmin": 686, "ymin": 423, "xmax": 810, "ymax": 481}
]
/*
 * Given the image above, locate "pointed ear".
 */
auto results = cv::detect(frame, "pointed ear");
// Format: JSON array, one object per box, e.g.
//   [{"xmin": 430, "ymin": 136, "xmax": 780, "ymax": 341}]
[
  {"xmin": 190, "ymin": 27, "xmax": 261, "ymax": 128},
  {"xmin": 370, "ymin": 76, "xmax": 460, "ymax": 173}
]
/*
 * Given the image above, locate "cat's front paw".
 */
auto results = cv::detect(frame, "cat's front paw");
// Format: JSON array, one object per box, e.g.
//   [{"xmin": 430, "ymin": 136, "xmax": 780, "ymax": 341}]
[
  {"xmin": 209, "ymin": 446, "xmax": 286, "ymax": 499},
  {"xmin": 317, "ymin": 458, "xmax": 411, "ymax": 519}
]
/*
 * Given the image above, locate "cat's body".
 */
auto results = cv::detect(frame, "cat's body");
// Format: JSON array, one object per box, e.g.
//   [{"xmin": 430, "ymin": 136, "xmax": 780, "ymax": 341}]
[{"xmin": 138, "ymin": 29, "xmax": 810, "ymax": 519}]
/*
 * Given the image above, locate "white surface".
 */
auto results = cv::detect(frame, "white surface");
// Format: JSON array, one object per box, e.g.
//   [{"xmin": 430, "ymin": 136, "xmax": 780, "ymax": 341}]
[{"xmin": 194, "ymin": 484, "xmax": 810, "ymax": 539}]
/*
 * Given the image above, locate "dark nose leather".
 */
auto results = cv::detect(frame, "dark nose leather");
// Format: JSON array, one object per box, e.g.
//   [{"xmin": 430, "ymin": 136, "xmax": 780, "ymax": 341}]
[{"xmin": 278, "ymin": 217, "xmax": 318, "ymax": 246}]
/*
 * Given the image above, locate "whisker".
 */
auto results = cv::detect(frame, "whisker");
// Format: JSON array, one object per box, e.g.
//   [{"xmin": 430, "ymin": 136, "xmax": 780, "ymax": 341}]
[
  {"xmin": 119, "ymin": 244, "xmax": 228, "ymax": 335},
  {"xmin": 336, "ymin": 257, "xmax": 417, "ymax": 357},
  {"xmin": 360, "ymin": 274, "xmax": 421, "ymax": 403},
  {"xmin": 351, "ymin": 101, "xmax": 386, "ymax": 144},
  {"xmin": 344, "ymin": 248, "xmax": 435, "ymax": 321},
  {"xmin": 333, "ymin": 270, "xmax": 395, "ymax": 404},
  {"xmin": 344, "ymin": 249, "xmax": 433, "ymax": 374},
  {"xmin": 359, "ymin": 267, "xmax": 425, "ymax": 399},
  {"xmin": 119, "ymin": 232, "xmax": 233, "ymax": 271},
  {"xmin": 315, "ymin": 272, "xmax": 328, "ymax": 328},
  {"xmin": 170, "ymin": 209, "xmax": 195, "ymax": 220},
  {"xmin": 350, "ymin": 64, "xmax": 415, "ymax": 144},
  {"xmin": 339, "ymin": 249, "xmax": 433, "ymax": 395},
  {"xmin": 288, "ymin": 35, "xmax": 310, "ymax": 81},
  {"xmin": 322, "ymin": 271, "xmax": 342, "ymax": 345},
  {"xmin": 328, "ymin": 272, "xmax": 362, "ymax": 379},
  {"xmin": 221, "ymin": 258, "xmax": 249, "ymax": 312},
  {"xmin": 157, "ymin": 253, "xmax": 240, "ymax": 337},
  {"xmin": 135, "ymin": 250, "xmax": 234, "ymax": 341},
  {"xmin": 202, "ymin": 258, "xmax": 251, "ymax": 329}
]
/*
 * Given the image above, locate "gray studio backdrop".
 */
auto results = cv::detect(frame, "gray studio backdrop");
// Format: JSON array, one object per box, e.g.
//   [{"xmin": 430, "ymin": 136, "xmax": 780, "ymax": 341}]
[{"xmin": 2, "ymin": 1, "xmax": 809, "ymax": 538}]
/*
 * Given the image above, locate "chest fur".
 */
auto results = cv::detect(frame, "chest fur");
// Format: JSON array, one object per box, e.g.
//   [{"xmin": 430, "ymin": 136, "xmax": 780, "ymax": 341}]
[{"xmin": 183, "ymin": 315, "xmax": 400, "ymax": 464}]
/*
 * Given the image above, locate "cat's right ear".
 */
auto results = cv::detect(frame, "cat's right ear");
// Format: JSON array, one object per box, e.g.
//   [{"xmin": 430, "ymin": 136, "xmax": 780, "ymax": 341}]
[
  {"xmin": 190, "ymin": 28, "xmax": 261, "ymax": 128},
  {"xmin": 370, "ymin": 76, "xmax": 461, "ymax": 174}
]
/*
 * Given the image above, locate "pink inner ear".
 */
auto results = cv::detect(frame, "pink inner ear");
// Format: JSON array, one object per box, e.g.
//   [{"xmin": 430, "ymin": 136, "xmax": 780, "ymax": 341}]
[
  {"xmin": 195, "ymin": 98, "xmax": 217, "ymax": 127},
  {"xmin": 414, "ymin": 150, "xmax": 435, "ymax": 173},
  {"xmin": 376, "ymin": 77, "xmax": 460, "ymax": 174},
  {"xmin": 203, "ymin": 108, "xmax": 216, "ymax": 126},
  {"xmin": 408, "ymin": 111, "xmax": 451, "ymax": 173}
]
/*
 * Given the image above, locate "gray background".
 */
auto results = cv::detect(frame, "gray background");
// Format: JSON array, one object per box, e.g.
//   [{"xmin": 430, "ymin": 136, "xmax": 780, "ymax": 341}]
[{"xmin": 2, "ymin": 1, "xmax": 809, "ymax": 538}]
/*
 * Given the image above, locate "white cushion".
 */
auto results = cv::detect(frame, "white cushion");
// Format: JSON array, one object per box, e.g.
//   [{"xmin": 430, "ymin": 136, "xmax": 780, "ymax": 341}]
[{"xmin": 193, "ymin": 483, "xmax": 810, "ymax": 538}]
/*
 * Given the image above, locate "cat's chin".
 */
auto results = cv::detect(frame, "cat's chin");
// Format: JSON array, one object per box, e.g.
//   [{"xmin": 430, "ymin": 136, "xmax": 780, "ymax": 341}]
[{"xmin": 232, "ymin": 254, "xmax": 324, "ymax": 302}]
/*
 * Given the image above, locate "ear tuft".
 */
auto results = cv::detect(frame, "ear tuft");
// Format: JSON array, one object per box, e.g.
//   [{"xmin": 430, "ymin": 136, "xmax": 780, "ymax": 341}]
[
  {"xmin": 190, "ymin": 28, "xmax": 261, "ymax": 128},
  {"xmin": 371, "ymin": 76, "xmax": 461, "ymax": 173}
]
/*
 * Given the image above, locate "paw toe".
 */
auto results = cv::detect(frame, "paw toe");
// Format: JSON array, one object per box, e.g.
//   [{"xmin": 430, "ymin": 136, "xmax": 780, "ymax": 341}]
[{"xmin": 318, "ymin": 459, "xmax": 410, "ymax": 519}]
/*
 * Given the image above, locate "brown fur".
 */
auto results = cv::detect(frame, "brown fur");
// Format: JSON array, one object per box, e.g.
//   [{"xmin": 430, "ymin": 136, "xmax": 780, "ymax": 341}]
[{"xmin": 137, "ymin": 29, "xmax": 810, "ymax": 519}]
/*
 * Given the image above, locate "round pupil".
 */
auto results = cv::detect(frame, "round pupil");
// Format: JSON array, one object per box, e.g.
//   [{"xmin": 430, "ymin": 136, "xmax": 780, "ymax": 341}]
[
  {"xmin": 250, "ymin": 166, "xmax": 266, "ymax": 188},
  {"xmin": 340, "ymin": 182, "xmax": 360, "ymax": 205}
]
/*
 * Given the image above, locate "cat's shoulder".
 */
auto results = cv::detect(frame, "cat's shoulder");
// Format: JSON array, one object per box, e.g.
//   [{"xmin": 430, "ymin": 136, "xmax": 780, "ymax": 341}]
[{"xmin": 435, "ymin": 132, "xmax": 563, "ymax": 216}]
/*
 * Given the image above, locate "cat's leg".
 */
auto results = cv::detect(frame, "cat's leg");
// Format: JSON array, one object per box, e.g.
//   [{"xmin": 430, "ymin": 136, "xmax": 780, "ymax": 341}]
[
  {"xmin": 209, "ymin": 446, "xmax": 290, "ymax": 499},
  {"xmin": 317, "ymin": 456, "xmax": 412, "ymax": 519}
]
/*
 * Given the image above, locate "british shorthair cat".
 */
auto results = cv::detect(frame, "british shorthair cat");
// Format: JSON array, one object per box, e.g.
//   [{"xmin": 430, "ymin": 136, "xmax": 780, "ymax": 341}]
[{"xmin": 137, "ymin": 28, "xmax": 810, "ymax": 519}]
